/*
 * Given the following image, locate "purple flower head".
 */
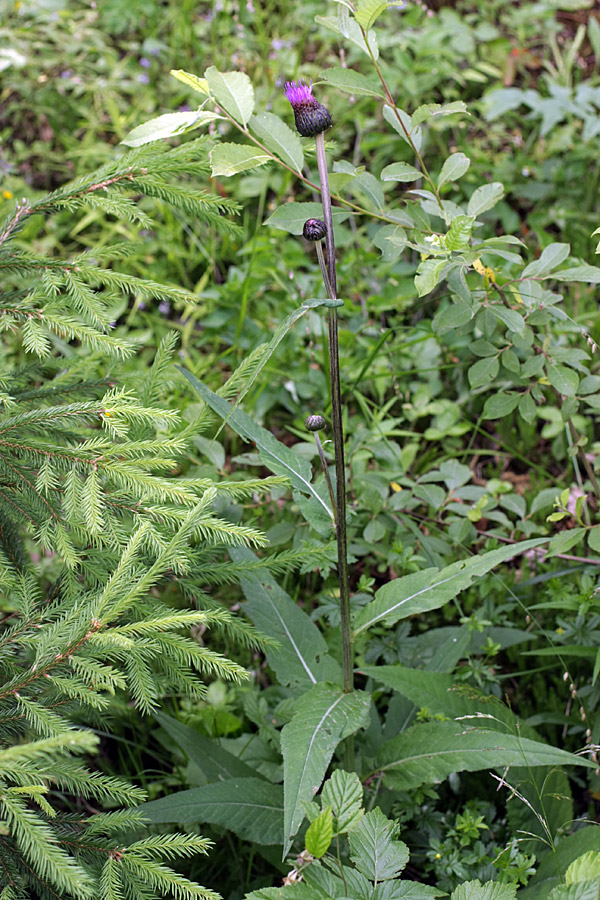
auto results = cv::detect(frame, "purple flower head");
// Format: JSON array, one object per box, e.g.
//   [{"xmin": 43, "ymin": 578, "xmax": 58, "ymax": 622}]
[
  {"xmin": 284, "ymin": 79, "xmax": 332, "ymax": 137},
  {"xmin": 139, "ymin": 57, "xmax": 151, "ymax": 68}
]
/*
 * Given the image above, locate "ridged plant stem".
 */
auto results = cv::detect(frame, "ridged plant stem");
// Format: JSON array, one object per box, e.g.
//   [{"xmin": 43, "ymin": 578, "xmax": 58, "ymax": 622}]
[
  {"xmin": 314, "ymin": 432, "xmax": 337, "ymax": 526},
  {"xmin": 314, "ymin": 132, "xmax": 353, "ymax": 698}
]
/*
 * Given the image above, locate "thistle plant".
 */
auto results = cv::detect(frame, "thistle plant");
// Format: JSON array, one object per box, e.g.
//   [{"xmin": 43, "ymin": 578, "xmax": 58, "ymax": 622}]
[{"xmin": 285, "ymin": 81, "xmax": 353, "ymax": 698}]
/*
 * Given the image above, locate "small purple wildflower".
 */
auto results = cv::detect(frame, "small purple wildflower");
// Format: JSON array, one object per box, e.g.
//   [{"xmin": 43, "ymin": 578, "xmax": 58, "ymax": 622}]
[
  {"xmin": 137, "ymin": 73, "xmax": 150, "ymax": 84},
  {"xmin": 139, "ymin": 57, "xmax": 151, "ymax": 68},
  {"xmin": 271, "ymin": 38, "xmax": 292, "ymax": 51},
  {"xmin": 158, "ymin": 300, "xmax": 171, "ymax": 315},
  {"xmin": 284, "ymin": 79, "xmax": 332, "ymax": 137},
  {"xmin": 60, "ymin": 69, "xmax": 73, "ymax": 79}
]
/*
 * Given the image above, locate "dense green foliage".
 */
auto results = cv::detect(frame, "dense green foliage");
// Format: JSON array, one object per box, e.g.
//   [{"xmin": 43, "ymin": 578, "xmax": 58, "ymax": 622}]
[{"xmin": 2, "ymin": 0, "xmax": 600, "ymax": 898}]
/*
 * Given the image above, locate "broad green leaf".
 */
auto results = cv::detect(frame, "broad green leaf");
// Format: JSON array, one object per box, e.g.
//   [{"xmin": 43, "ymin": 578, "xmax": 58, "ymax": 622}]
[
  {"xmin": 432, "ymin": 301, "xmax": 473, "ymax": 334},
  {"xmin": 467, "ymin": 182, "xmax": 504, "ymax": 217},
  {"xmin": 381, "ymin": 162, "xmax": 422, "ymax": 182},
  {"xmin": 522, "ymin": 242, "xmax": 571, "ymax": 277},
  {"xmin": 170, "ymin": 68, "xmax": 209, "ymax": 95},
  {"xmin": 377, "ymin": 886, "xmax": 445, "ymax": 899},
  {"xmin": 566, "ymin": 852, "xmax": 600, "ymax": 884},
  {"xmin": 548, "ymin": 884, "xmax": 600, "ymax": 900},
  {"xmin": 320, "ymin": 66, "xmax": 383, "ymax": 97},
  {"xmin": 547, "ymin": 527, "xmax": 586, "ymax": 557},
  {"xmin": 519, "ymin": 392, "xmax": 537, "ymax": 424},
  {"xmin": 415, "ymin": 259, "xmax": 448, "ymax": 297},
  {"xmin": 413, "ymin": 483, "xmax": 445, "ymax": 508},
  {"xmin": 445, "ymin": 215, "xmax": 475, "ymax": 251},
  {"xmin": 411, "ymin": 101, "xmax": 469, "ymax": 126},
  {"xmin": 305, "ymin": 806, "xmax": 333, "ymax": 858},
  {"xmin": 139, "ymin": 778, "xmax": 283, "ymax": 845},
  {"xmin": 348, "ymin": 808, "xmax": 409, "ymax": 881},
  {"xmin": 546, "ymin": 363, "xmax": 579, "ymax": 396},
  {"xmin": 281, "ymin": 685, "xmax": 370, "ymax": 856},
  {"xmin": 451, "ymin": 881, "xmax": 517, "ymax": 900},
  {"xmin": 179, "ymin": 371, "xmax": 334, "ymax": 523},
  {"xmin": 383, "ymin": 104, "xmax": 422, "ymax": 152},
  {"xmin": 360, "ymin": 665, "xmax": 514, "ymax": 727},
  {"xmin": 353, "ymin": 171, "xmax": 385, "ymax": 209},
  {"xmin": 246, "ymin": 888, "xmax": 321, "ymax": 900},
  {"xmin": 590, "ymin": 14, "xmax": 600, "ymax": 62},
  {"xmin": 553, "ymin": 265, "xmax": 600, "ymax": 283},
  {"xmin": 155, "ymin": 711, "xmax": 255, "ymax": 781},
  {"xmin": 482, "ymin": 391, "xmax": 520, "ymax": 419},
  {"xmin": 209, "ymin": 143, "xmax": 271, "ymax": 177},
  {"xmin": 375, "ymin": 720, "xmax": 597, "ymax": 791},
  {"xmin": 121, "ymin": 111, "xmax": 220, "ymax": 148},
  {"xmin": 468, "ymin": 356, "xmax": 499, "ymax": 389},
  {"xmin": 490, "ymin": 306, "xmax": 525, "ymax": 335},
  {"xmin": 205, "ymin": 66, "xmax": 255, "ymax": 125},
  {"xmin": 231, "ymin": 548, "xmax": 342, "ymax": 688},
  {"xmin": 315, "ymin": 13, "xmax": 379, "ymax": 59},
  {"xmin": 438, "ymin": 152, "xmax": 470, "ymax": 187},
  {"xmin": 321, "ymin": 770, "xmax": 364, "ymax": 834},
  {"xmin": 249, "ymin": 112, "xmax": 304, "ymax": 173},
  {"xmin": 264, "ymin": 201, "xmax": 350, "ymax": 235},
  {"xmin": 355, "ymin": 0, "xmax": 404, "ymax": 30},
  {"xmin": 588, "ymin": 526, "xmax": 600, "ymax": 553},
  {"xmin": 502, "ymin": 348, "xmax": 520, "ymax": 373},
  {"xmin": 353, "ymin": 539, "xmax": 546, "ymax": 636}
]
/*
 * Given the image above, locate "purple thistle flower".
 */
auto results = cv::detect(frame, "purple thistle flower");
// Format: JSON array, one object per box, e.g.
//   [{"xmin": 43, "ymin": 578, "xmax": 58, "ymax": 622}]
[{"xmin": 284, "ymin": 79, "xmax": 332, "ymax": 137}]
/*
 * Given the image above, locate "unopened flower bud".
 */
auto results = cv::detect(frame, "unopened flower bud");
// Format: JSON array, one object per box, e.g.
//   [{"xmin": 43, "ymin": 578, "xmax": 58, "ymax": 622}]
[
  {"xmin": 284, "ymin": 80, "xmax": 332, "ymax": 137},
  {"xmin": 305, "ymin": 414, "xmax": 326, "ymax": 432},
  {"xmin": 302, "ymin": 218, "xmax": 327, "ymax": 242}
]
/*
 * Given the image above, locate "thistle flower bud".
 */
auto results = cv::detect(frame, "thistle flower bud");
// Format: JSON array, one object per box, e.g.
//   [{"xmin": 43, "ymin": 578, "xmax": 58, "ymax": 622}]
[
  {"xmin": 302, "ymin": 218, "xmax": 327, "ymax": 242},
  {"xmin": 305, "ymin": 414, "xmax": 326, "ymax": 432},
  {"xmin": 284, "ymin": 80, "xmax": 332, "ymax": 137}
]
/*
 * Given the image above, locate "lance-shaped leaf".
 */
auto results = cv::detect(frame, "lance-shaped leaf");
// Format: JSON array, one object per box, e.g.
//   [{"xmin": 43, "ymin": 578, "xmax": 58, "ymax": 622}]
[
  {"xmin": 209, "ymin": 143, "xmax": 271, "ymax": 176},
  {"xmin": 179, "ymin": 370, "xmax": 334, "ymax": 524},
  {"xmin": 320, "ymin": 66, "xmax": 383, "ymax": 97},
  {"xmin": 231, "ymin": 547, "xmax": 342, "ymax": 688},
  {"xmin": 374, "ymin": 719, "xmax": 597, "ymax": 791},
  {"xmin": 360, "ymin": 665, "xmax": 515, "ymax": 727},
  {"xmin": 281, "ymin": 685, "xmax": 370, "ymax": 857},
  {"xmin": 353, "ymin": 539, "xmax": 547, "ymax": 637},
  {"xmin": 438, "ymin": 152, "xmax": 470, "ymax": 187},
  {"xmin": 121, "ymin": 110, "xmax": 221, "ymax": 148},
  {"xmin": 139, "ymin": 778, "xmax": 283, "ymax": 845},
  {"xmin": 249, "ymin": 112, "xmax": 304, "ymax": 173},
  {"xmin": 154, "ymin": 711, "xmax": 255, "ymax": 781}
]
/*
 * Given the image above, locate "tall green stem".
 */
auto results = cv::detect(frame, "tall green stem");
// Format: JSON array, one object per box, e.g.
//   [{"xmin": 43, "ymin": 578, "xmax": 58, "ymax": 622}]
[{"xmin": 314, "ymin": 132, "xmax": 353, "ymax": 697}]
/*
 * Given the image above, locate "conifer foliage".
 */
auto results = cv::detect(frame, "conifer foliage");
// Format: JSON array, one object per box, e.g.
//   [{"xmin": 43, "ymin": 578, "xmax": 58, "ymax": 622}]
[{"xmin": 0, "ymin": 137, "xmax": 271, "ymax": 899}]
